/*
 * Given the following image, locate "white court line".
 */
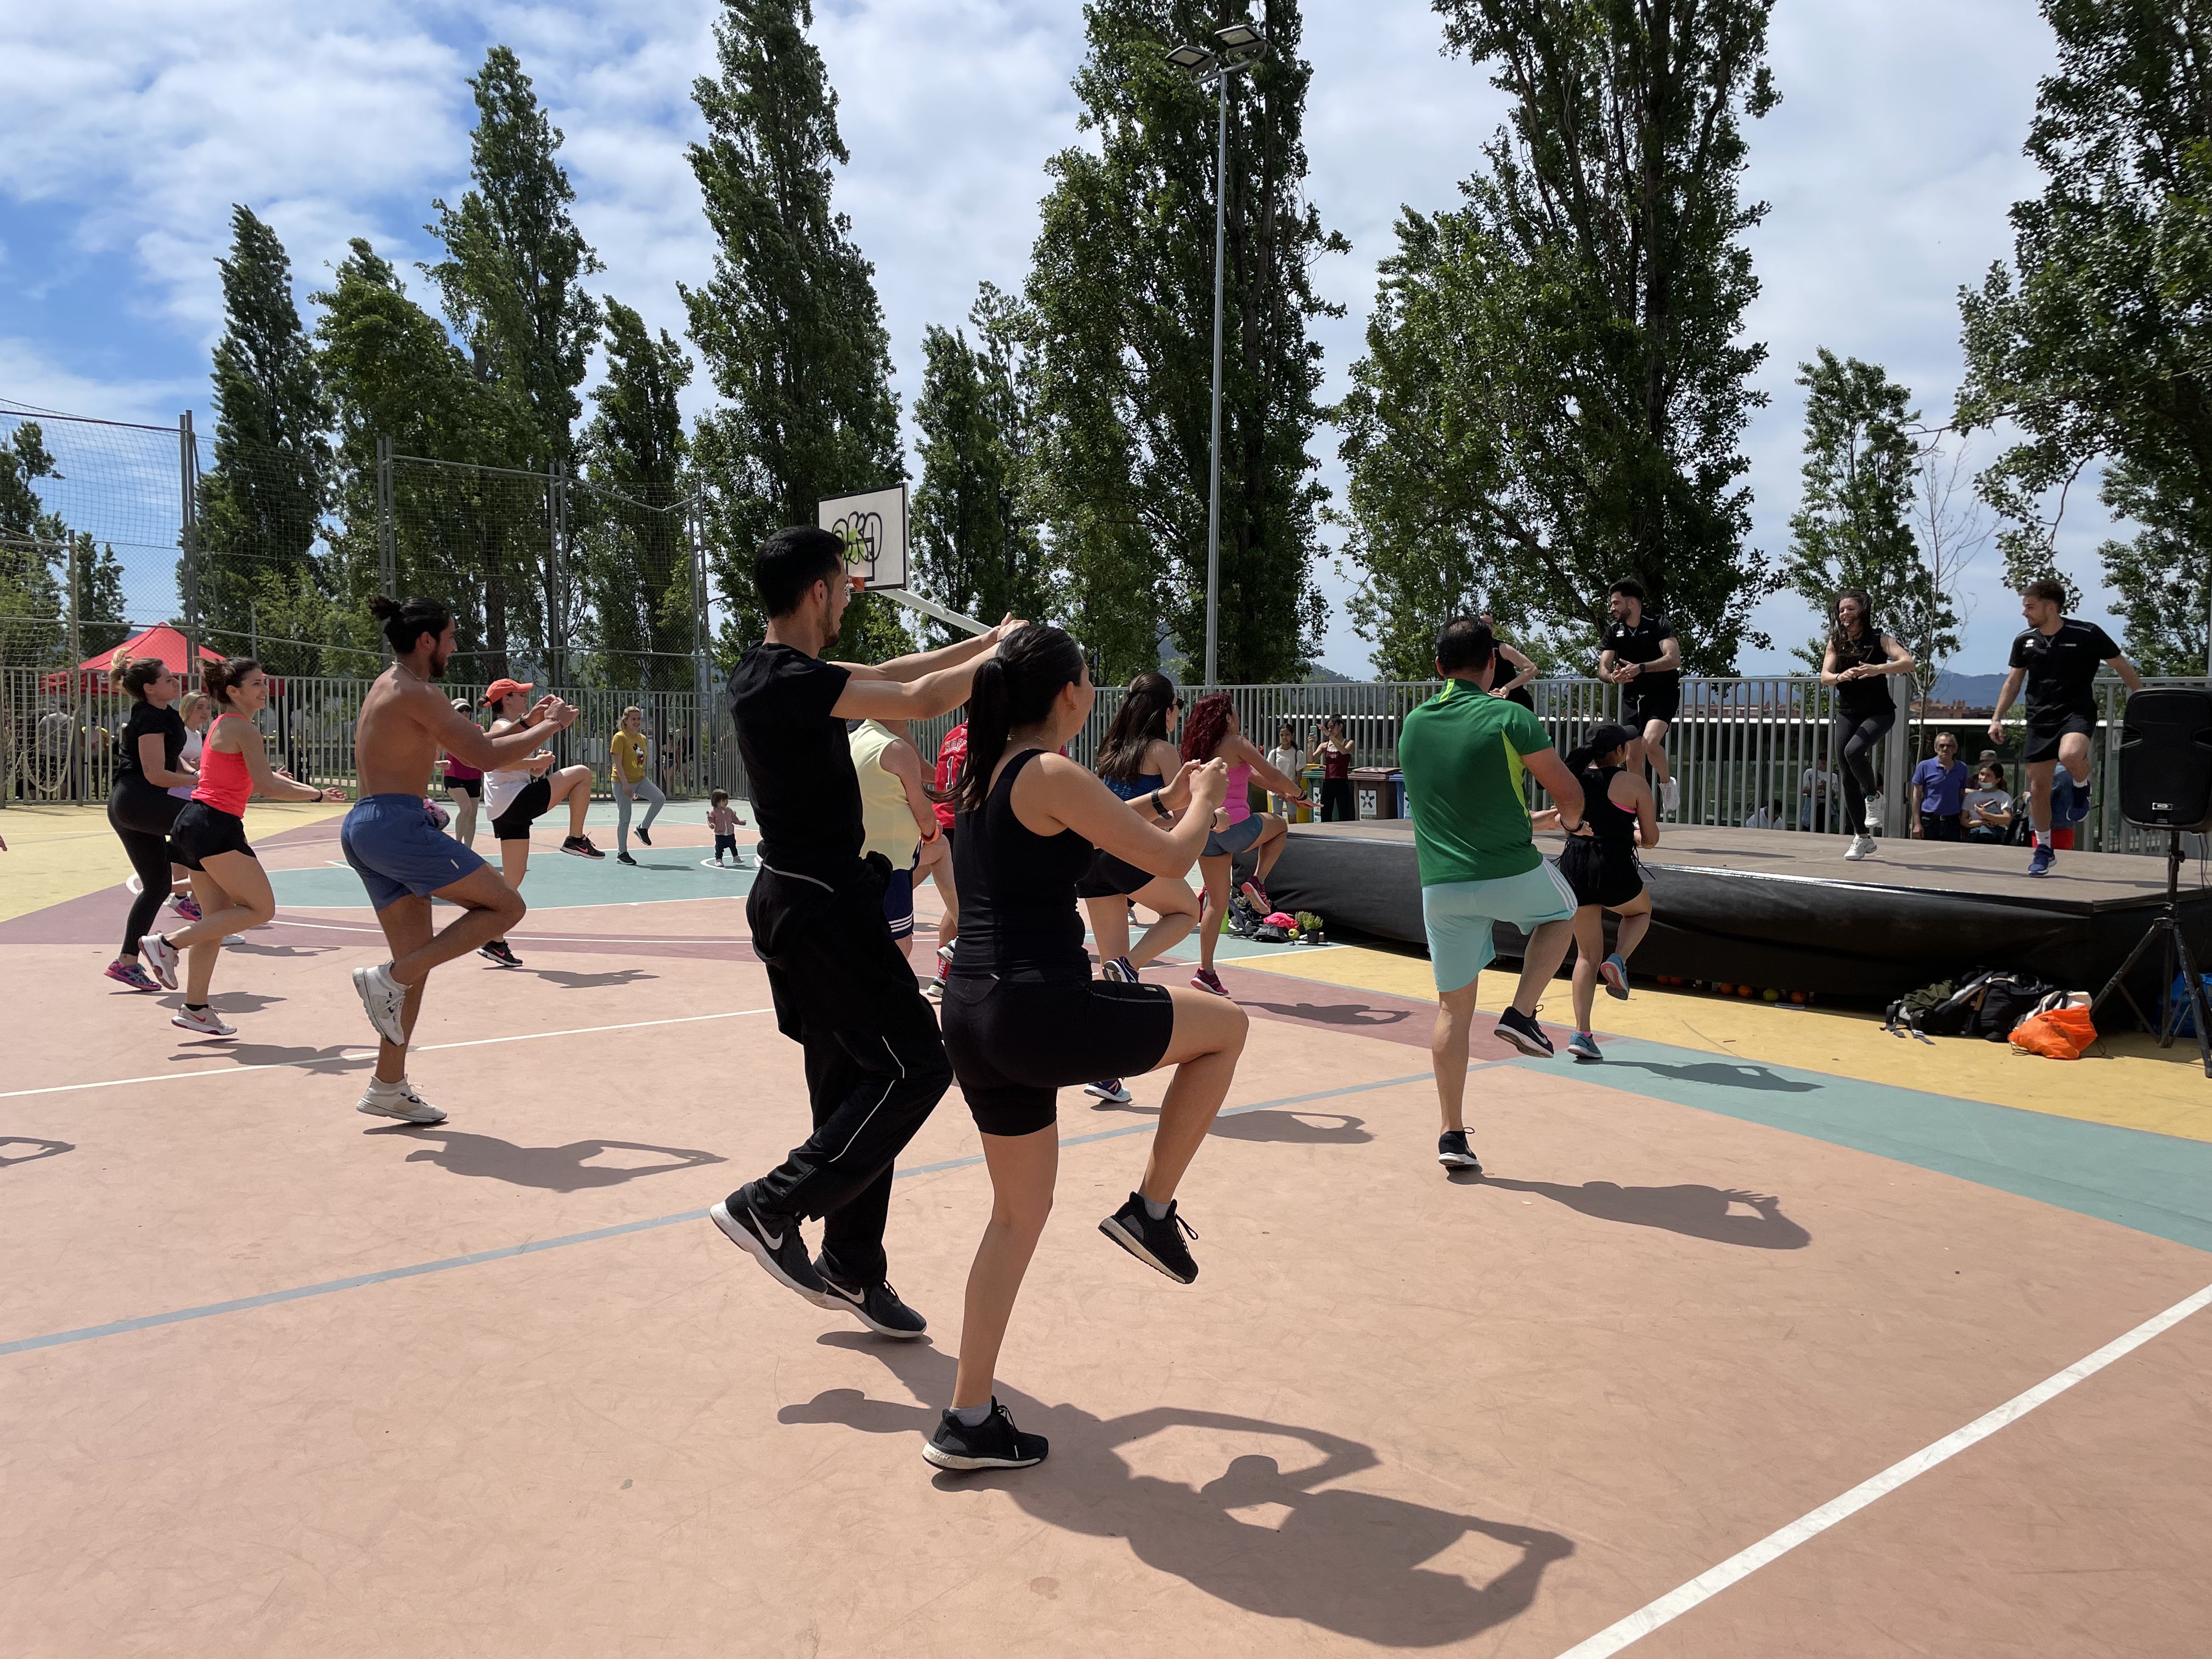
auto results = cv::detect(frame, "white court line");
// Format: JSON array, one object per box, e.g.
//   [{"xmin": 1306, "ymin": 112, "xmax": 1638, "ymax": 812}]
[
  {"xmin": 1551, "ymin": 1279, "xmax": 2212, "ymax": 1658},
  {"xmin": 1, "ymin": 1008, "xmax": 774, "ymax": 1101}
]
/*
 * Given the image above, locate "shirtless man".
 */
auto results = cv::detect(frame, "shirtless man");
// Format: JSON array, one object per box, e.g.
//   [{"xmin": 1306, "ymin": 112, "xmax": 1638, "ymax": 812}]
[{"xmin": 342, "ymin": 596, "xmax": 579, "ymax": 1123}]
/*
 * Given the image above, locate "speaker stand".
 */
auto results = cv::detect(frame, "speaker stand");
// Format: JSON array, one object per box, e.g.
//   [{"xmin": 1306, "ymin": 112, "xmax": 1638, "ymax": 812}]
[{"xmin": 2090, "ymin": 830, "xmax": 2212, "ymax": 1077}]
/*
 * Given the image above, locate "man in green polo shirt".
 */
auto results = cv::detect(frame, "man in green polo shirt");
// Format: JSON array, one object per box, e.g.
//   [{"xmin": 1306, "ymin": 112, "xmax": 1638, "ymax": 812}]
[{"xmin": 1398, "ymin": 617, "xmax": 1584, "ymax": 1173}]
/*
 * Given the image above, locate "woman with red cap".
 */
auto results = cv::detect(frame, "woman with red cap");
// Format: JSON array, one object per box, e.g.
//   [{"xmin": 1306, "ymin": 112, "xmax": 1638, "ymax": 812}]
[{"xmin": 475, "ymin": 676, "xmax": 601, "ymax": 968}]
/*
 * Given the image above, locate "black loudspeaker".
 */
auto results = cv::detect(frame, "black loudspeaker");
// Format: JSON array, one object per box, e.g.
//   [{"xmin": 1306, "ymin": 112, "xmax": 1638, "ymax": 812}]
[{"xmin": 2119, "ymin": 687, "xmax": 2212, "ymax": 832}]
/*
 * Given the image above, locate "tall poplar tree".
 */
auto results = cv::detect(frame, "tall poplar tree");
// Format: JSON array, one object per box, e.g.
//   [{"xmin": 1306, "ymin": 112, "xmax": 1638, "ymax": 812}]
[
  {"xmin": 1957, "ymin": 2, "xmax": 2212, "ymax": 670},
  {"xmin": 195, "ymin": 205, "xmax": 333, "ymax": 676},
  {"xmin": 1335, "ymin": 0, "xmax": 1778, "ymax": 678},
  {"xmin": 1026, "ymin": 0, "xmax": 1341, "ymax": 684},
  {"xmin": 428, "ymin": 44, "xmax": 602, "ymax": 669},
  {"xmin": 682, "ymin": 0, "xmax": 909, "ymax": 663},
  {"xmin": 911, "ymin": 284, "xmax": 1053, "ymax": 644}
]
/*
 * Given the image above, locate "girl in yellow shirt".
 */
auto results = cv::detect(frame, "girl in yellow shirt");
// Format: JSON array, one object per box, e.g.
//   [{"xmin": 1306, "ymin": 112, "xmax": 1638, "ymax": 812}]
[{"xmin": 610, "ymin": 707, "xmax": 665, "ymax": 865}]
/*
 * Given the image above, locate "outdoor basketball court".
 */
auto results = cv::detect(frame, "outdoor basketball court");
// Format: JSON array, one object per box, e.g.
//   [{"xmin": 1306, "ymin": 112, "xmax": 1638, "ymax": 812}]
[{"xmin": 5, "ymin": 799, "xmax": 2211, "ymax": 1656}]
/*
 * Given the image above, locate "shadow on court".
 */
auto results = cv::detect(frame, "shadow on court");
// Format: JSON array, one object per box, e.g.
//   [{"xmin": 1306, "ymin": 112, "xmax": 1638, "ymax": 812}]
[
  {"xmin": 528, "ymin": 968, "xmax": 659, "ymax": 990},
  {"xmin": 1599, "ymin": 1059, "xmax": 1819, "ymax": 1093},
  {"xmin": 1248, "ymin": 1000, "xmax": 1412, "ymax": 1028},
  {"xmin": 783, "ymin": 1333, "xmax": 1573, "ymax": 1647},
  {"xmin": 1474, "ymin": 1176, "xmax": 1812, "ymax": 1249},
  {"xmin": 368, "ymin": 1127, "xmax": 723, "ymax": 1192},
  {"xmin": 189, "ymin": 1042, "xmax": 373, "ymax": 1076},
  {"xmin": 1086, "ymin": 1099, "xmax": 1375, "ymax": 1146},
  {"xmin": 223, "ymin": 941, "xmax": 337, "ymax": 958},
  {"xmin": 1, "ymin": 1137, "xmax": 74, "ymax": 1169}
]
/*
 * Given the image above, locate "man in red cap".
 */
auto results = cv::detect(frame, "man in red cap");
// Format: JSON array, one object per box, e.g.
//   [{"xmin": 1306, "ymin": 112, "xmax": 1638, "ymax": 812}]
[{"xmin": 476, "ymin": 675, "xmax": 602, "ymax": 968}]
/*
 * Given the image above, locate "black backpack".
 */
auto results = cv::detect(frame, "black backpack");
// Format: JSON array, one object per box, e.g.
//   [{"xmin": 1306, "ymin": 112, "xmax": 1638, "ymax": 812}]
[{"xmin": 1973, "ymin": 971, "xmax": 2058, "ymax": 1041}]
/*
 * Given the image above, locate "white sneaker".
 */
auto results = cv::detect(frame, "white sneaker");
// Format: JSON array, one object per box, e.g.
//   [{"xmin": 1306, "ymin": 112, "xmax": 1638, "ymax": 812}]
[
  {"xmin": 352, "ymin": 962, "xmax": 409, "ymax": 1046},
  {"xmin": 1864, "ymin": 796, "xmax": 1883, "ymax": 832},
  {"xmin": 1662, "ymin": 777, "xmax": 1679, "ymax": 814},
  {"xmin": 1844, "ymin": 833, "xmax": 1876, "ymax": 861},
  {"xmin": 357, "ymin": 1079, "xmax": 447, "ymax": 1124},
  {"xmin": 171, "ymin": 1005, "xmax": 236, "ymax": 1037},
  {"xmin": 141, "ymin": 930, "xmax": 179, "ymax": 990}
]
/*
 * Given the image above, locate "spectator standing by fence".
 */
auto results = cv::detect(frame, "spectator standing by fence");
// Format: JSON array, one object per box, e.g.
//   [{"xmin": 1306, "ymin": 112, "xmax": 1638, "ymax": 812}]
[
  {"xmin": 1912, "ymin": 735, "xmax": 1968, "ymax": 841},
  {"xmin": 1311, "ymin": 716, "xmax": 1356, "ymax": 822}
]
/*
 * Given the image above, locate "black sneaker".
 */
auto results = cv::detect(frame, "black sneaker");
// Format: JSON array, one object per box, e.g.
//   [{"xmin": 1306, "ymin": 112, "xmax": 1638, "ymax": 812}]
[
  {"xmin": 1494, "ymin": 1005, "xmax": 1554, "ymax": 1058},
  {"xmin": 617, "ymin": 851, "xmax": 637, "ymax": 866},
  {"xmin": 478, "ymin": 939, "xmax": 523, "ymax": 968},
  {"xmin": 923, "ymin": 1398, "xmax": 1048, "ymax": 1472},
  {"xmin": 815, "ymin": 1255, "xmax": 927, "ymax": 1339},
  {"xmin": 1099, "ymin": 1192, "xmax": 1200, "ymax": 1284},
  {"xmin": 562, "ymin": 833, "xmax": 607, "ymax": 859},
  {"xmin": 1437, "ymin": 1130, "xmax": 1482, "ymax": 1171},
  {"xmin": 709, "ymin": 1196, "xmax": 833, "ymax": 1307},
  {"xmin": 635, "ymin": 826, "xmax": 652, "ymax": 847}
]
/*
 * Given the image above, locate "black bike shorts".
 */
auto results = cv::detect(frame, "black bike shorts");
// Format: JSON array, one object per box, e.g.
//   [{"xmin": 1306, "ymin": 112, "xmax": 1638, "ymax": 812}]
[{"xmin": 942, "ymin": 974, "xmax": 1175, "ymax": 1137}]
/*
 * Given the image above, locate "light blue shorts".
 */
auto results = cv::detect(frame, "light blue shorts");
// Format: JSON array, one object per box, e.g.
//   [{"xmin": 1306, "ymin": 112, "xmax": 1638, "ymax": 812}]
[
  {"xmin": 342, "ymin": 793, "xmax": 488, "ymax": 911},
  {"xmin": 1203, "ymin": 814, "xmax": 1267, "ymax": 859},
  {"xmin": 1421, "ymin": 862, "xmax": 1578, "ymax": 994}
]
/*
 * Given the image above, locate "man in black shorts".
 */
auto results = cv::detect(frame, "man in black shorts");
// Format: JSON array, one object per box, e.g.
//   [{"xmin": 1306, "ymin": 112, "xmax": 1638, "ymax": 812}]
[
  {"xmin": 1597, "ymin": 578, "xmax": 1683, "ymax": 816},
  {"xmin": 710, "ymin": 525, "xmax": 1018, "ymax": 1339},
  {"xmin": 1989, "ymin": 578, "xmax": 2141, "ymax": 877}
]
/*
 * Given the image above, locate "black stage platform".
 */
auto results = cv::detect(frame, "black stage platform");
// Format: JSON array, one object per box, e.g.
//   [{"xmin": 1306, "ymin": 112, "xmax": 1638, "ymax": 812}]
[{"xmin": 1265, "ymin": 821, "xmax": 2212, "ymax": 1004}]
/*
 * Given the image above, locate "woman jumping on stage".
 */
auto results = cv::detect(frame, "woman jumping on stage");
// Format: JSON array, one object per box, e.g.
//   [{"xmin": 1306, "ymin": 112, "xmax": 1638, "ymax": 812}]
[
  {"xmin": 1551, "ymin": 723, "xmax": 1658, "ymax": 1063},
  {"xmin": 139, "ymin": 657, "xmax": 347, "ymax": 1035},
  {"xmin": 1821, "ymin": 589, "xmax": 1915, "ymax": 862},
  {"xmin": 103, "ymin": 656, "xmax": 199, "ymax": 990},
  {"xmin": 928, "ymin": 625, "xmax": 1245, "ymax": 1472},
  {"xmin": 1180, "ymin": 692, "xmax": 1310, "ymax": 997}
]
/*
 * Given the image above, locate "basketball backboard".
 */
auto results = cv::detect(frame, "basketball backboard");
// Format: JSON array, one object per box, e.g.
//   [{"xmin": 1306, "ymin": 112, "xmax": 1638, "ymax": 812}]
[{"xmin": 818, "ymin": 484, "xmax": 908, "ymax": 592}]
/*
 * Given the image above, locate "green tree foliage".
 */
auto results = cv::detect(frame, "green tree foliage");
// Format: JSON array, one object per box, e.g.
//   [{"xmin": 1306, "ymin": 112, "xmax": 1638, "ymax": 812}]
[
  {"xmin": 0, "ymin": 424, "xmax": 65, "ymax": 667},
  {"xmin": 1782, "ymin": 350, "xmax": 1958, "ymax": 685},
  {"xmin": 681, "ymin": 0, "xmax": 910, "ymax": 665},
  {"xmin": 1335, "ymin": 0, "xmax": 1778, "ymax": 679},
  {"xmin": 428, "ymin": 44, "xmax": 603, "ymax": 671},
  {"xmin": 911, "ymin": 284, "xmax": 1053, "ymax": 644},
  {"xmin": 314, "ymin": 238, "xmax": 528, "ymax": 673},
  {"xmin": 1026, "ymin": 0, "xmax": 1341, "ymax": 685},
  {"xmin": 195, "ymin": 205, "xmax": 334, "ymax": 677},
  {"xmin": 1957, "ymin": 2, "xmax": 2212, "ymax": 668},
  {"xmin": 577, "ymin": 299, "xmax": 697, "ymax": 689}
]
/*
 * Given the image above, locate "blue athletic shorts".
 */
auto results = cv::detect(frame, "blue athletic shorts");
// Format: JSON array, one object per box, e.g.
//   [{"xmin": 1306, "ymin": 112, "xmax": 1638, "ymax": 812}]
[
  {"xmin": 1203, "ymin": 814, "xmax": 1267, "ymax": 859},
  {"xmin": 883, "ymin": 852, "xmax": 917, "ymax": 940},
  {"xmin": 1421, "ymin": 861, "xmax": 1578, "ymax": 994},
  {"xmin": 342, "ymin": 792, "xmax": 489, "ymax": 911}
]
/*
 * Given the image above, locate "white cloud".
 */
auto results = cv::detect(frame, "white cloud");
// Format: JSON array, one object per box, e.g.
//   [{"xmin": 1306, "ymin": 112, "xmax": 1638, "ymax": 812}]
[{"xmin": 0, "ymin": 0, "xmax": 2112, "ymax": 675}]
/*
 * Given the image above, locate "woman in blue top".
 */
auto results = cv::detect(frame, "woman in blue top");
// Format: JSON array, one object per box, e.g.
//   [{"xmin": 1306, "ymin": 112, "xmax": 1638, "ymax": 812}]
[{"xmin": 1911, "ymin": 732, "xmax": 1969, "ymax": 841}]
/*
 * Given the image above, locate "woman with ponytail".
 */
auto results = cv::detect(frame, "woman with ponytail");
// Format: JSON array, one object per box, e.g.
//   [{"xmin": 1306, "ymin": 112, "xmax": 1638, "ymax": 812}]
[
  {"xmin": 926, "ymin": 625, "xmax": 1246, "ymax": 1474},
  {"xmin": 1179, "ymin": 692, "xmax": 1310, "ymax": 996},
  {"xmin": 1549, "ymin": 723, "xmax": 1658, "ymax": 1063},
  {"xmin": 101, "ymin": 654, "xmax": 197, "ymax": 991},
  {"xmin": 1071, "ymin": 671, "xmax": 1202, "ymax": 1101},
  {"xmin": 138, "ymin": 656, "xmax": 347, "ymax": 1036}
]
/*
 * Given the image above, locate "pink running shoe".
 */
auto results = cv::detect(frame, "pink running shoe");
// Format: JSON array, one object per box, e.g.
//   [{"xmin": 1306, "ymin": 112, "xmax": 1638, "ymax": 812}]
[
  {"xmin": 104, "ymin": 958, "xmax": 159, "ymax": 992},
  {"xmin": 1190, "ymin": 967, "xmax": 1229, "ymax": 997},
  {"xmin": 170, "ymin": 893, "xmax": 202, "ymax": 922}
]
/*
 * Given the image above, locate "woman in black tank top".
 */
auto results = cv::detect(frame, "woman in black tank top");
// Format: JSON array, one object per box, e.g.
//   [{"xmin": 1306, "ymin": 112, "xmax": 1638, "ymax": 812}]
[
  {"xmin": 926, "ymin": 625, "xmax": 1245, "ymax": 1474},
  {"xmin": 1552, "ymin": 724, "xmax": 1658, "ymax": 1063},
  {"xmin": 1821, "ymin": 588, "xmax": 1915, "ymax": 857}
]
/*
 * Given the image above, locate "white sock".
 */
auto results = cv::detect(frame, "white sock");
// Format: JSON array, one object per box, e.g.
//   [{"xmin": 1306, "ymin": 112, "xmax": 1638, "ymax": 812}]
[
  {"xmin": 1142, "ymin": 1194, "xmax": 1171, "ymax": 1221},
  {"xmin": 951, "ymin": 1400, "xmax": 992, "ymax": 1427}
]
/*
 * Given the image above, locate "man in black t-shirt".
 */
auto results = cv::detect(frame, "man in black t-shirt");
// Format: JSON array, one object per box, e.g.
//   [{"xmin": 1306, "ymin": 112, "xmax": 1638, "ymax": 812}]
[
  {"xmin": 712, "ymin": 525, "xmax": 1015, "ymax": 1339},
  {"xmin": 1989, "ymin": 578, "xmax": 2142, "ymax": 877},
  {"xmin": 1596, "ymin": 578, "xmax": 1684, "ymax": 815}
]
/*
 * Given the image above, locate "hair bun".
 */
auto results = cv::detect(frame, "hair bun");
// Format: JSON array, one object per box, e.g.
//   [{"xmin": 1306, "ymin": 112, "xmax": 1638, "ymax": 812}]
[{"xmin": 369, "ymin": 595, "xmax": 398, "ymax": 620}]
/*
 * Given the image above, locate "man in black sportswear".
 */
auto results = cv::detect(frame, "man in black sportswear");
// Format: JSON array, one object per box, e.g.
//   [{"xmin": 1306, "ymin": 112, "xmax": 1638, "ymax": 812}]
[
  {"xmin": 1597, "ymin": 578, "xmax": 1683, "ymax": 816},
  {"xmin": 710, "ymin": 526, "xmax": 1017, "ymax": 1337},
  {"xmin": 1988, "ymin": 577, "xmax": 2141, "ymax": 877}
]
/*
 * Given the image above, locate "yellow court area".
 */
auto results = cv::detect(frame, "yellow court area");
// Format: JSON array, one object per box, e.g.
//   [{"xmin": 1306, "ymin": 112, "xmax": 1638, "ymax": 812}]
[{"xmin": 0, "ymin": 801, "xmax": 350, "ymax": 925}]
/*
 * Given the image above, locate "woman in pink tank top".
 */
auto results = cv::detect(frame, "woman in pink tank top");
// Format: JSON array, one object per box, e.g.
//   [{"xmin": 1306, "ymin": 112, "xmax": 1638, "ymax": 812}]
[
  {"xmin": 1179, "ymin": 693, "xmax": 1310, "ymax": 997},
  {"xmin": 138, "ymin": 656, "xmax": 346, "ymax": 1038}
]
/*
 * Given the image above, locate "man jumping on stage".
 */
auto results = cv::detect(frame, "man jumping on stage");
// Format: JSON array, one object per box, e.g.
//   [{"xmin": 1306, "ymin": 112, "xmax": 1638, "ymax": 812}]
[
  {"xmin": 1989, "ymin": 578, "xmax": 2142, "ymax": 877},
  {"xmin": 711, "ymin": 526, "xmax": 1018, "ymax": 1339},
  {"xmin": 1598, "ymin": 578, "xmax": 1683, "ymax": 816}
]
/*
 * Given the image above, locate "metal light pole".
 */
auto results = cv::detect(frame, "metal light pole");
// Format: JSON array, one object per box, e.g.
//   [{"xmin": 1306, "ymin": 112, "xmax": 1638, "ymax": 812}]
[{"xmin": 1168, "ymin": 23, "xmax": 1267, "ymax": 689}]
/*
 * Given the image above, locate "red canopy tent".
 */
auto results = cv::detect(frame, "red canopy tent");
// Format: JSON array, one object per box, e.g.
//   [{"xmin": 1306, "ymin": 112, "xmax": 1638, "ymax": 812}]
[{"xmin": 42, "ymin": 624, "xmax": 224, "ymax": 695}]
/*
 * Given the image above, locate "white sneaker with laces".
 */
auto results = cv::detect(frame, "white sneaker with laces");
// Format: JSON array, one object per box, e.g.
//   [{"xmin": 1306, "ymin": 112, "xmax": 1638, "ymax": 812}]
[
  {"xmin": 1662, "ymin": 777, "xmax": 1679, "ymax": 814},
  {"xmin": 1844, "ymin": 833, "xmax": 1876, "ymax": 861},
  {"xmin": 352, "ymin": 961, "xmax": 409, "ymax": 1045},
  {"xmin": 171, "ymin": 1005, "xmax": 236, "ymax": 1037},
  {"xmin": 141, "ymin": 930, "xmax": 179, "ymax": 990},
  {"xmin": 357, "ymin": 1079, "xmax": 447, "ymax": 1124},
  {"xmin": 1863, "ymin": 795, "xmax": 1883, "ymax": 832}
]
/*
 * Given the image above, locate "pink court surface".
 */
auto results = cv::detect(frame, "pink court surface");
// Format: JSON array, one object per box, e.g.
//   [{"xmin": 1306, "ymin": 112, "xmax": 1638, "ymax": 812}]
[{"xmin": 5, "ymin": 798, "xmax": 2212, "ymax": 1657}]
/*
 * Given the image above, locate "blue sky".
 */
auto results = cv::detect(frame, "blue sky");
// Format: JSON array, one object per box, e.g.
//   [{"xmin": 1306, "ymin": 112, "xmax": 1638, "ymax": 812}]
[{"xmin": 0, "ymin": 1, "xmax": 2125, "ymax": 676}]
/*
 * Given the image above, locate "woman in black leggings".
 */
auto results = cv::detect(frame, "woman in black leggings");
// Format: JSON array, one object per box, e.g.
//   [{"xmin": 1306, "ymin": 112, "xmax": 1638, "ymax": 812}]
[
  {"xmin": 928, "ymin": 625, "xmax": 1248, "ymax": 1473},
  {"xmin": 1821, "ymin": 589, "xmax": 1915, "ymax": 861},
  {"xmin": 103, "ymin": 655, "xmax": 199, "ymax": 991}
]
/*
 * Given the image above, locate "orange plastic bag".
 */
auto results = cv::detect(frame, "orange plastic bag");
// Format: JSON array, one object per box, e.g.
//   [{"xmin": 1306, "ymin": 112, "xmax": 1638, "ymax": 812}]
[{"xmin": 2010, "ymin": 1003, "xmax": 2097, "ymax": 1059}]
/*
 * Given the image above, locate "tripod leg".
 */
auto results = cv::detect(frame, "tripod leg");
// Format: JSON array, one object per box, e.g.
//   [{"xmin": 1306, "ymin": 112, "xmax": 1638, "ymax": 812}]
[
  {"xmin": 2175, "ymin": 924, "xmax": 2212, "ymax": 1077},
  {"xmin": 2093, "ymin": 920, "xmax": 2166, "ymax": 1037}
]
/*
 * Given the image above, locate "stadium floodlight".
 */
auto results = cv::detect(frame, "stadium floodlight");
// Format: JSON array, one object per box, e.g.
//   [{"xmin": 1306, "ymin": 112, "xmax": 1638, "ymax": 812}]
[{"xmin": 1167, "ymin": 25, "xmax": 1269, "ymax": 685}]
